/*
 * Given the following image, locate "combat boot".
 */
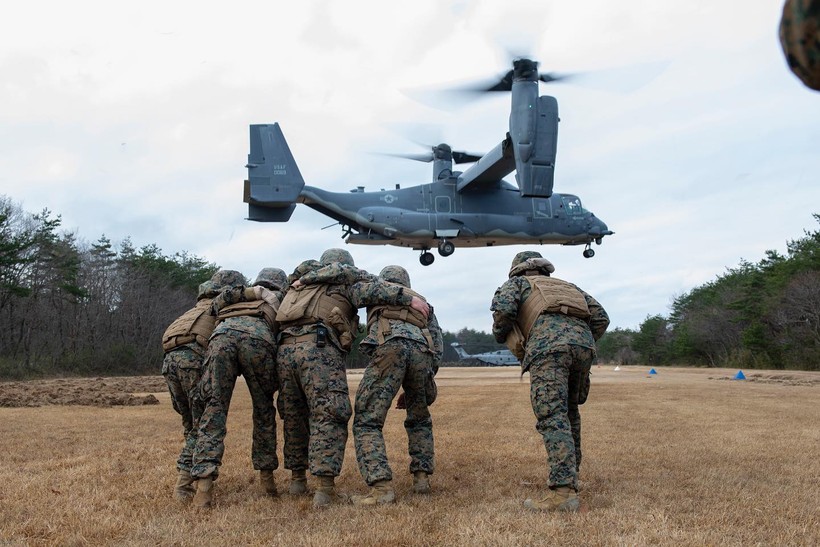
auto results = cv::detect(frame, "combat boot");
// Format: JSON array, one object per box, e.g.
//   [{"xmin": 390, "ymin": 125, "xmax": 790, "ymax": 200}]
[
  {"xmin": 523, "ymin": 486, "xmax": 580, "ymax": 512},
  {"xmin": 260, "ymin": 470, "xmax": 277, "ymax": 496},
  {"xmin": 313, "ymin": 476, "xmax": 346, "ymax": 508},
  {"xmin": 173, "ymin": 470, "xmax": 196, "ymax": 501},
  {"xmin": 192, "ymin": 476, "xmax": 214, "ymax": 509},
  {"xmin": 351, "ymin": 480, "xmax": 396, "ymax": 506},
  {"xmin": 412, "ymin": 471, "xmax": 430, "ymax": 494},
  {"xmin": 289, "ymin": 469, "xmax": 308, "ymax": 495}
]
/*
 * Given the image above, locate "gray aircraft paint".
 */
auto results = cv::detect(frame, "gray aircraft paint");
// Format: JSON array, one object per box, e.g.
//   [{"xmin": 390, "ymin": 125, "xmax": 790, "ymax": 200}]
[
  {"xmin": 451, "ymin": 342, "xmax": 518, "ymax": 366},
  {"xmin": 243, "ymin": 59, "xmax": 612, "ymax": 266}
]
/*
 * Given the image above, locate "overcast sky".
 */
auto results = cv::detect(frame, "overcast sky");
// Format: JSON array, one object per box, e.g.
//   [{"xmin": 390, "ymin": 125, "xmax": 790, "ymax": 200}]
[{"xmin": 1, "ymin": 0, "xmax": 818, "ymax": 334}]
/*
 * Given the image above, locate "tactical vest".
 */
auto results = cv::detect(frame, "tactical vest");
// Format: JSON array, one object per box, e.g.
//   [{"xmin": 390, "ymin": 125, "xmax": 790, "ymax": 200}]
[
  {"xmin": 505, "ymin": 276, "xmax": 590, "ymax": 359},
  {"xmin": 366, "ymin": 286, "xmax": 435, "ymax": 352},
  {"xmin": 275, "ymin": 284, "xmax": 357, "ymax": 346},
  {"xmin": 217, "ymin": 298, "xmax": 278, "ymax": 334},
  {"xmin": 518, "ymin": 276, "xmax": 591, "ymax": 336},
  {"xmin": 162, "ymin": 299, "xmax": 216, "ymax": 352}
]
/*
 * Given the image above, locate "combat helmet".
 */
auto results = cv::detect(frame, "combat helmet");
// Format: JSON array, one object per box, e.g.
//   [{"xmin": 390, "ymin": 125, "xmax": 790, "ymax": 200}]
[
  {"xmin": 210, "ymin": 269, "xmax": 246, "ymax": 290},
  {"xmin": 253, "ymin": 267, "xmax": 287, "ymax": 291},
  {"xmin": 780, "ymin": 1, "xmax": 820, "ymax": 91},
  {"xmin": 320, "ymin": 248, "xmax": 355, "ymax": 267},
  {"xmin": 508, "ymin": 251, "xmax": 555, "ymax": 278},
  {"xmin": 379, "ymin": 265, "xmax": 411, "ymax": 288},
  {"xmin": 197, "ymin": 280, "xmax": 220, "ymax": 300},
  {"xmin": 288, "ymin": 259, "xmax": 321, "ymax": 285}
]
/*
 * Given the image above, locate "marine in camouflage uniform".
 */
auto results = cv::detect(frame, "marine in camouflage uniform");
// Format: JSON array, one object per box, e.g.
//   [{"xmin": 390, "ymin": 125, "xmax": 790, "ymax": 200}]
[
  {"xmin": 190, "ymin": 268, "xmax": 287, "ymax": 508},
  {"xmin": 491, "ymin": 251, "xmax": 609, "ymax": 512},
  {"xmin": 161, "ymin": 269, "xmax": 245, "ymax": 501},
  {"xmin": 351, "ymin": 265, "xmax": 443, "ymax": 506},
  {"xmin": 276, "ymin": 249, "xmax": 430, "ymax": 508},
  {"xmin": 780, "ymin": 0, "xmax": 820, "ymax": 90}
]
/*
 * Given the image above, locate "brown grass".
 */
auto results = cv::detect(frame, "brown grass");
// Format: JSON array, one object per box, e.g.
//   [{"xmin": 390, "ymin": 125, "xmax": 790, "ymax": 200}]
[{"xmin": 1, "ymin": 366, "xmax": 818, "ymax": 546}]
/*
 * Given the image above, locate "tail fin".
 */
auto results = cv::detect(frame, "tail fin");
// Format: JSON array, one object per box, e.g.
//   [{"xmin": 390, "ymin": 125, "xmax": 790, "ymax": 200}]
[
  {"xmin": 450, "ymin": 342, "xmax": 471, "ymax": 360},
  {"xmin": 244, "ymin": 123, "xmax": 306, "ymax": 222}
]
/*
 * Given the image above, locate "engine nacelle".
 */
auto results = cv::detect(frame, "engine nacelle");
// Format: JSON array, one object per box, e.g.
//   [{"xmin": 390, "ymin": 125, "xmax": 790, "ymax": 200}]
[{"xmin": 513, "ymin": 96, "xmax": 558, "ymax": 198}]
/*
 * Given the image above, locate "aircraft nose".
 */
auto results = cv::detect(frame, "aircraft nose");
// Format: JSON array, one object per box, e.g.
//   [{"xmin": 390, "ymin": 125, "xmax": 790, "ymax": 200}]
[{"xmin": 587, "ymin": 216, "xmax": 613, "ymax": 237}]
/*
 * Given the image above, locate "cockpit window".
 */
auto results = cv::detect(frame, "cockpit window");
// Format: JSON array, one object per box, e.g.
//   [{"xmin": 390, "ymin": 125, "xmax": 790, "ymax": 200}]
[{"xmin": 562, "ymin": 196, "xmax": 586, "ymax": 215}]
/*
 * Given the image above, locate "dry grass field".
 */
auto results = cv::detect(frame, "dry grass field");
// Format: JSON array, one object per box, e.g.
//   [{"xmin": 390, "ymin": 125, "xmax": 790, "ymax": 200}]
[{"xmin": 1, "ymin": 366, "xmax": 818, "ymax": 546}]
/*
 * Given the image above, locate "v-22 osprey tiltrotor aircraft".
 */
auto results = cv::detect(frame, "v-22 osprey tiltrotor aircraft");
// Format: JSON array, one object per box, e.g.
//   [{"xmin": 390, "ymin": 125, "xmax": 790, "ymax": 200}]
[
  {"xmin": 243, "ymin": 58, "xmax": 613, "ymax": 266},
  {"xmin": 451, "ymin": 343, "xmax": 519, "ymax": 366}
]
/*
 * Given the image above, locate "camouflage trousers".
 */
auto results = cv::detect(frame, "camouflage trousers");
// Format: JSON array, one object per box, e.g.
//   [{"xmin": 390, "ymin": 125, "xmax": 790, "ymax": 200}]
[
  {"xmin": 276, "ymin": 340, "xmax": 351, "ymax": 477},
  {"xmin": 191, "ymin": 331, "xmax": 278, "ymax": 479},
  {"xmin": 162, "ymin": 346, "xmax": 205, "ymax": 473},
  {"xmin": 353, "ymin": 339, "xmax": 436, "ymax": 485},
  {"xmin": 527, "ymin": 344, "xmax": 594, "ymax": 491}
]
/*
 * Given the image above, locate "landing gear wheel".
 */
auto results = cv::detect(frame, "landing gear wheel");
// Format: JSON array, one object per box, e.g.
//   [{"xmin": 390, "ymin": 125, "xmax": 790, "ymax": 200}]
[
  {"xmin": 438, "ymin": 240, "xmax": 455, "ymax": 257},
  {"xmin": 420, "ymin": 251, "xmax": 435, "ymax": 266},
  {"xmin": 583, "ymin": 247, "xmax": 595, "ymax": 258}
]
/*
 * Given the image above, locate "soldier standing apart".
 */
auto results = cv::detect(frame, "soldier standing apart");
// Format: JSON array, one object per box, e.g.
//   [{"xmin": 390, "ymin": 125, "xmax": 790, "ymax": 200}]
[
  {"xmin": 276, "ymin": 249, "xmax": 430, "ymax": 508},
  {"xmin": 161, "ymin": 269, "xmax": 244, "ymax": 501},
  {"xmin": 351, "ymin": 265, "xmax": 443, "ymax": 506},
  {"xmin": 491, "ymin": 252, "xmax": 609, "ymax": 512},
  {"xmin": 191, "ymin": 268, "xmax": 287, "ymax": 508}
]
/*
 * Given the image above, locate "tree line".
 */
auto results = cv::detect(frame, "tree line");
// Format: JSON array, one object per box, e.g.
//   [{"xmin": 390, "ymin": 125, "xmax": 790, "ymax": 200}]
[
  {"xmin": 0, "ymin": 196, "xmax": 218, "ymax": 379},
  {"xmin": 0, "ymin": 197, "xmax": 511, "ymax": 379},
  {"xmin": 596, "ymin": 215, "xmax": 820, "ymax": 370},
  {"xmin": 2, "ymin": 195, "xmax": 816, "ymax": 378}
]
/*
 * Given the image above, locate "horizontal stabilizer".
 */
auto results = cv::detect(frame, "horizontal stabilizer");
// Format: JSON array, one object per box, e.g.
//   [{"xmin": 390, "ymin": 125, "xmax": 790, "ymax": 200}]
[{"xmin": 247, "ymin": 203, "xmax": 297, "ymax": 222}]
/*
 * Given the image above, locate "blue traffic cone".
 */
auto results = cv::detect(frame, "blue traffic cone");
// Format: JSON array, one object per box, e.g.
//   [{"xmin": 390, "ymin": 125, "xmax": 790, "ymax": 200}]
[
  {"xmin": 649, "ymin": 368, "xmax": 657, "ymax": 375},
  {"xmin": 734, "ymin": 370, "xmax": 746, "ymax": 380}
]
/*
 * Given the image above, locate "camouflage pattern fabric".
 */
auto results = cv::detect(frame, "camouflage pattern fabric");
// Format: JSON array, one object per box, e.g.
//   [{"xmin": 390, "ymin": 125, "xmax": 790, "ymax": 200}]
[
  {"xmin": 491, "ymin": 271, "xmax": 609, "ymax": 492},
  {"xmin": 353, "ymin": 339, "xmax": 437, "ymax": 485},
  {"xmin": 211, "ymin": 286, "xmax": 278, "ymax": 346},
  {"xmin": 276, "ymin": 341, "xmax": 351, "ymax": 476},
  {"xmin": 162, "ymin": 344, "xmax": 205, "ymax": 473},
  {"xmin": 491, "ymin": 275, "xmax": 609, "ymax": 363},
  {"xmin": 275, "ymin": 260, "xmax": 414, "ymax": 478},
  {"xmin": 253, "ymin": 267, "xmax": 287, "ymax": 291},
  {"xmin": 191, "ymin": 323, "xmax": 279, "ymax": 479},
  {"xmin": 320, "ymin": 247, "xmax": 355, "ymax": 266},
  {"xmin": 210, "ymin": 269, "xmax": 246, "ymax": 289},
  {"xmin": 780, "ymin": 0, "xmax": 820, "ymax": 90},
  {"xmin": 279, "ymin": 262, "xmax": 413, "ymax": 351},
  {"xmin": 529, "ymin": 346, "xmax": 595, "ymax": 490},
  {"xmin": 288, "ymin": 259, "xmax": 321, "ymax": 286},
  {"xmin": 360, "ymin": 303, "xmax": 444, "ymax": 357}
]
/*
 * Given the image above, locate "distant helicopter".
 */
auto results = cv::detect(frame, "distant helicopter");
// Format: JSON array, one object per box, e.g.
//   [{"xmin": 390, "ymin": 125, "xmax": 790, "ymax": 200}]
[
  {"xmin": 450, "ymin": 343, "xmax": 519, "ymax": 366},
  {"xmin": 243, "ymin": 58, "xmax": 613, "ymax": 266}
]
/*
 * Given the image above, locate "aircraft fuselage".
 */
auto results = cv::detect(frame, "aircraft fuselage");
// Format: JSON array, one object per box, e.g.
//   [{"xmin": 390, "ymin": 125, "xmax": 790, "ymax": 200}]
[{"xmin": 300, "ymin": 177, "xmax": 609, "ymax": 251}]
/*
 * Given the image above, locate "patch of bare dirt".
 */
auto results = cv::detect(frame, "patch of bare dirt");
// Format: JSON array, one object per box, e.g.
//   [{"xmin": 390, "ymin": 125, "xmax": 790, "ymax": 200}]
[
  {"xmin": 0, "ymin": 376, "xmax": 166, "ymax": 408},
  {"xmin": 712, "ymin": 372, "xmax": 820, "ymax": 386}
]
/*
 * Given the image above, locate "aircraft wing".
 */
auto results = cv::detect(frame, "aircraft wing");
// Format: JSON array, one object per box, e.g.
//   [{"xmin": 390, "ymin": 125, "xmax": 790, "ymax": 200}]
[{"xmin": 455, "ymin": 135, "xmax": 515, "ymax": 193}]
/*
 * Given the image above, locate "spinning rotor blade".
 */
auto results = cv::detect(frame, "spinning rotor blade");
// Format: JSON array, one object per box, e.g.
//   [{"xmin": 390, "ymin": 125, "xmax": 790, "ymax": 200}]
[
  {"xmin": 475, "ymin": 66, "xmax": 573, "ymax": 93},
  {"xmin": 379, "ymin": 152, "xmax": 435, "ymax": 163},
  {"xmin": 377, "ymin": 146, "xmax": 482, "ymax": 165},
  {"xmin": 484, "ymin": 70, "xmax": 515, "ymax": 92},
  {"xmin": 539, "ymin": 72, "xmax": 571, "ymax": 84},
  {"xmin": 451, "ymin": 151, "xmax": 482, "ymax": 164}
]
